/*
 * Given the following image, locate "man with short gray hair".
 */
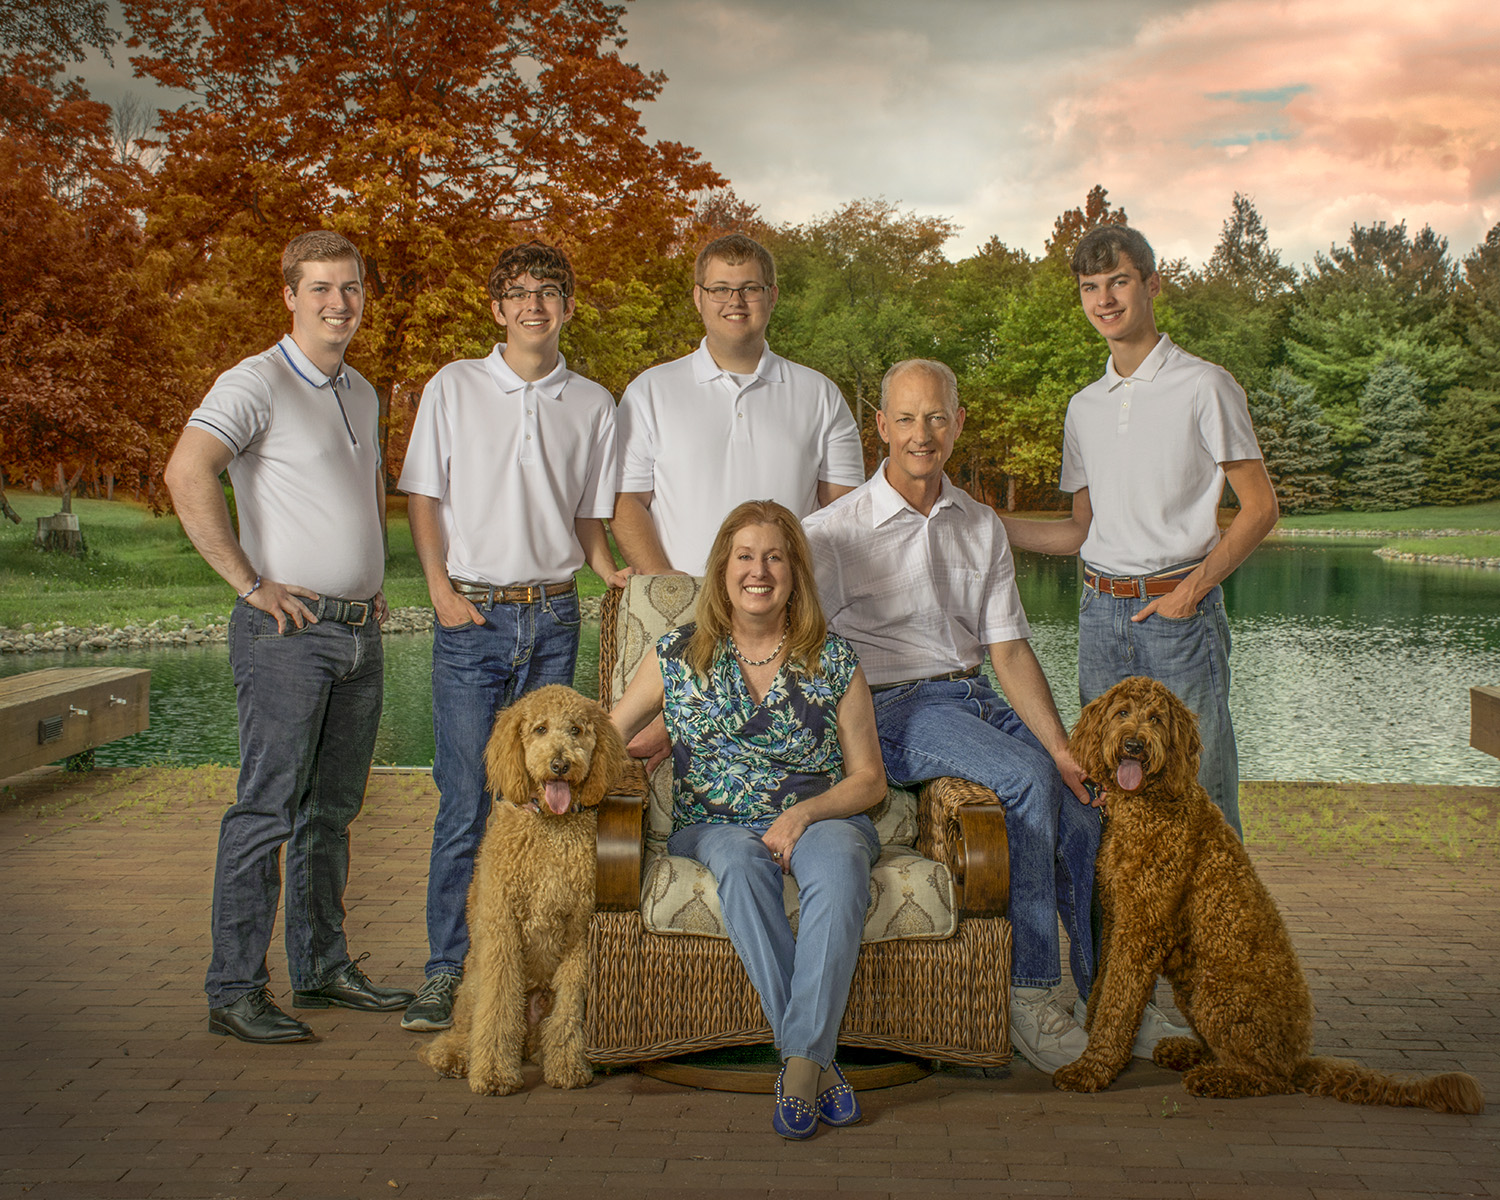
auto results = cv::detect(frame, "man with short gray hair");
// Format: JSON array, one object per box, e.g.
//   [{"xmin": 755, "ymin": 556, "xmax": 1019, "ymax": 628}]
[{"xmin": 803, "ymin": 358, "xmax": 1102, "ymax": 1076}]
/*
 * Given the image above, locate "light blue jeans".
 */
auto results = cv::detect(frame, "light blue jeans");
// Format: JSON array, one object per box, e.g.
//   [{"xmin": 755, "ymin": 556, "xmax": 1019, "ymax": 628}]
[
  {"xmin": 1078, "ymin": 581, "xmax": 1241, "ymax": 837},
  {"xmin": 871, "ymin": 677, "xmax": 1100, "ymax": 995},
  {"xmin": 425, "ymin": 588, "xmax": 581, "ymax": 978},
  {"xmin": 668, "ymin": 814, "xmax": 881, "ymax": 1068}
]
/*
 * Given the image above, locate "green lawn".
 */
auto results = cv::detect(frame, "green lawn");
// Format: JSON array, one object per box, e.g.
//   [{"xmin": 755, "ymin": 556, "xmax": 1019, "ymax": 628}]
[
  {"xmin": 0, "ymin": 493, "xmax": 607, "ymax": 629},
  {"xmin": 1274, "ymin": 500, "xmax": 1500, "ymax": 533}
]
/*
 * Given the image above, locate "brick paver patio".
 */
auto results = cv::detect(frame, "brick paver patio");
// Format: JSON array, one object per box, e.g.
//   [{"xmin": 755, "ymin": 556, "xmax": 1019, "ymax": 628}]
[{"xmin": 1, "ymin": 767, "xmax": 1496, "ymax": 1199}]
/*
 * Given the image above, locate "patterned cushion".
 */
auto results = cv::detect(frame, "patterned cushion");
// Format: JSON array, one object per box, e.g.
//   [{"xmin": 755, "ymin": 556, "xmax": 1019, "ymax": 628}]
[{"xmin": 639, "ymin": 848, "xmax": 957, "ymax": 943}]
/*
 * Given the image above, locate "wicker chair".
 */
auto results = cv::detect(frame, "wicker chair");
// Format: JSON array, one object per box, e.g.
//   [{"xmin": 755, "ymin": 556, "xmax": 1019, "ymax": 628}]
[{"xmin": 586, "ymin": 576, "xmax": 1015, "ymax": 1067}]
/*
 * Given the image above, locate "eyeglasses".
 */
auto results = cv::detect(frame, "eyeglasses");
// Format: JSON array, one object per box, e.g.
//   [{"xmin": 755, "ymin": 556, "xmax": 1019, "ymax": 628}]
[
  {"xmin": 500, "ymin": 286, "xmax": 567, "ymax": 303},
  {"xmin": 698, "ymin": 284, "xmax": 773, "ymax": 303}
]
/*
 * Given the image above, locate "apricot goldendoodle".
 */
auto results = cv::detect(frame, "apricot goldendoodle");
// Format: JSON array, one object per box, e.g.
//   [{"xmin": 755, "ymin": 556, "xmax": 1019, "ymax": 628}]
[
  {"xmin": 1058, "ymin": 676, "xmax": 1483, "ymax": 1115},
  {"xmin": 422, "ymin": 685, "xmax": 628, "ymax": 1096}
]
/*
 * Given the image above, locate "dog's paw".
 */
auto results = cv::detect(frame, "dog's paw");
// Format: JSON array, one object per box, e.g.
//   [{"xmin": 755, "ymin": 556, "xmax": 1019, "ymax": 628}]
[
  {"xmin": 1052, "ymin": 1057, "xmax": 1113, "ymax": 1093},
  {"xmin": 1152, "ymin": 1036, "xmax": 1205, "ymax": 1072},
  {"xmin": 469, "ymin": 1068, "xmax": 525, "ymax": 1097},
  {"xmin": 422, "ymin": 1045, "xmax": 469, "ymax": 1079},
  {"xmin": 543, "ymin": 1054, "xmax": 594, "ymax": 1090}
]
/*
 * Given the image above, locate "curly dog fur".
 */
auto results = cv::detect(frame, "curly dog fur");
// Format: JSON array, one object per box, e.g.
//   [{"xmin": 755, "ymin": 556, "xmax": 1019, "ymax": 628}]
[
  {"xmin": 1054, "ymin": 676, "xmax": 1484, "ymax": 1115},
  {"xmin": 422, "ymin": 685, "xmax": 628, "ymax": 1096}
]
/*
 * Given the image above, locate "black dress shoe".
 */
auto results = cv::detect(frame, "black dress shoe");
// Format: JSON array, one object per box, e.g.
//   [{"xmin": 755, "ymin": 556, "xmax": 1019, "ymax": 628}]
[
  {"xmin": 209, "ymin": 987, "xmax": 313, "ymax": 1043},
  {"xmin": 292, "ymin": 955, "xmax": 416, "ymax": 1011}
]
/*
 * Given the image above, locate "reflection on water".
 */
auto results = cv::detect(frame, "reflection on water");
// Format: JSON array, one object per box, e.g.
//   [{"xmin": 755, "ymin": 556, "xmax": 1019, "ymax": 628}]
[{"xmin": 3, "ymin": 544, "xmax": 1497, "ymax": 785}]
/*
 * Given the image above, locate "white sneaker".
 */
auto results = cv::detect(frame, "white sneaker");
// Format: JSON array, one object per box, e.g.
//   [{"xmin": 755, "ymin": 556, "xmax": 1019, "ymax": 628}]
[
  {"xmin": 1010, "ymin": 987, "xmax": 1088, "ymax": 1074},
  {"xmin": 1073, "ymin": 997, "xmax": 1191, "ymax": 1059}
]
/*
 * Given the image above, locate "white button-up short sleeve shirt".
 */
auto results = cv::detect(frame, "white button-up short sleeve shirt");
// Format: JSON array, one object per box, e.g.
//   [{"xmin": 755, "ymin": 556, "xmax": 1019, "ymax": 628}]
[
  {"xmin": 617, "ymin": 339, "xmax": 865, "ymax": 575},
  {"xmin": 802, "ymin": 464, "xmax": 1031, "ymax": 687},
  {"xmin": 398, "ymin": 346, "xmax": 618, "ymax": 586},
  {"xmin": 1061, "ymin": 334, "xmax": 1262, "ymax": 576}
]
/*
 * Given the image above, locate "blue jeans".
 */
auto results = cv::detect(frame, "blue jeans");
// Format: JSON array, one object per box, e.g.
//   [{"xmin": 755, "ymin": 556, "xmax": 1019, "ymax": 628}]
[
  {"xmin": 425, "ymin": 587, "xmax": 581, "ymax": 978},
  {"xmin": 206, "ymin": 601, "xmax": 383, "ymax": 1007},
  {"xmin": 871, "ymin": 677, "xmax": 1100, "ymax": 995},
  {"xmin": 1078, "ymin": 582, "xmax": 1241, "ymax": 837},
  {"xmin": 669, "ymin": 815, "xmax": 881, "ymax": 1068}
]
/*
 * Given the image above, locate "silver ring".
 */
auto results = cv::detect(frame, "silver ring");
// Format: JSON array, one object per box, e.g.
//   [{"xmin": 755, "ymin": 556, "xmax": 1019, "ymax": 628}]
[{"xmin": 771, "ymin": 851, "xmax": 782, "ymax": 859}]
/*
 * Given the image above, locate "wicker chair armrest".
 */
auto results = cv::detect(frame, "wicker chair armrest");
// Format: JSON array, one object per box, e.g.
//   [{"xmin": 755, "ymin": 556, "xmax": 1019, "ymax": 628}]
[
  {"xmin": 916, "ymin": 776, "xmax": 1010, "ymax": 918},
  {"xmin": 595, "ymin": 760, "xmax": 647, "ymax": 911}
]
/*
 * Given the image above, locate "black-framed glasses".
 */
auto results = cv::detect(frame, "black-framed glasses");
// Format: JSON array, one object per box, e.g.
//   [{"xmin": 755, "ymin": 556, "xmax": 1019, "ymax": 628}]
[
  {"xmin": 699, "ymin": 284, "xmax": 773, "ymax": 302},
  {"xmin": 500, "ymin": 286, "xmax": 567, "ymax": 303}
]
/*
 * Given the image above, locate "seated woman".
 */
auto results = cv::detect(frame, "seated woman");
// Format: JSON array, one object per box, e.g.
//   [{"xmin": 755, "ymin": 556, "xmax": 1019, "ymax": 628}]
[{"xmin": 611, "ymin": 499, "xmax": 887, "ymax": 1140}]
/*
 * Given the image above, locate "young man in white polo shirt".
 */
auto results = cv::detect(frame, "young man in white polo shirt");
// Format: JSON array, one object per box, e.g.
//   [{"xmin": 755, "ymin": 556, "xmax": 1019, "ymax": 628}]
[
  {"xmin": 803, "ymin": 359, "xmax": 1105, "ymax": 1075},
  {"xmin": 166, "ymin": 230, "xmax": 414, "ymax": 1044},
  {"xmin": 611, "ymin": 232, "xmax": 865, "ymax": 577},
  {"xmin": 1002, "ymin": 225, "xmax": 1279, "ymax": 838},
  {"xmin": 397, "ymin": 241, "xmax": 627, "ymax": 1031}
]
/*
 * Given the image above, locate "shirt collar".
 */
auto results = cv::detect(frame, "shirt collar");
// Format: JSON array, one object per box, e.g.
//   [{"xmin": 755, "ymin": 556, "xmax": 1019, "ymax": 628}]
[
  {"xmin": 868, "ymin": 458, "xmax": 962, "ymax": 527},
  {"xmin": 485, "ymin": 345, "xmax": 571, "ymax": 399},
  {"xmin": 278, "ymin": 335, "xmax": 349, "ymax": 390},
  {"xmin": 691, "ymin": 338, "xmax": 782, "ymax": 386},
  {"xmin": 1104, "ymin": 332, "xmax": 1174, "ymax": 390}
]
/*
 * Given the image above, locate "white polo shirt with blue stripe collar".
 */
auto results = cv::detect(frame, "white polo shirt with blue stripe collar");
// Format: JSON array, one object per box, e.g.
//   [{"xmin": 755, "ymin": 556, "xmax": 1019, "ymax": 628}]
[{"xmin": 186, "ymin": 335, "xmax": 384, "ymax": 600}]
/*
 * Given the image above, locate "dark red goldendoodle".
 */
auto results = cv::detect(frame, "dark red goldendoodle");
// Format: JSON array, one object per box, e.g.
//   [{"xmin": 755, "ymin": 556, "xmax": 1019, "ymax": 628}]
[{"xmin": 1059, "ymin": 675, "xmax": 1483, "ymax": 1114}]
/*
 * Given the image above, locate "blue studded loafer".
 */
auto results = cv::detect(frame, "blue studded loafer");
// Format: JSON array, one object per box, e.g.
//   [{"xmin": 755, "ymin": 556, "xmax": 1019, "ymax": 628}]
[
  {"xmin": 816, "ymin": 1061, "xmax": 862, "ymax": 1127},
  {"xmin": 772, "ymin": 1062, "xmax": 819, "ymax": 1140}
]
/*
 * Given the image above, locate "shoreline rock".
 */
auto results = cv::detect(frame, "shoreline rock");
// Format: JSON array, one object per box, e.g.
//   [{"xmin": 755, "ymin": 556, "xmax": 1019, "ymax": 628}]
[{"xmin": 0, "ymin": 596, "xmax": 605, "ymax": 656}]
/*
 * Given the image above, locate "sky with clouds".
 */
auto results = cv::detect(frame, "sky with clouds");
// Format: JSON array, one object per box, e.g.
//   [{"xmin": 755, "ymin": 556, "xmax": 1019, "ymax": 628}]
[
  {"xmin": 614, "ymin": 0, "xmax": 1500, "ymax": 269},
  {"xmin": 80, "ymin": 0, "xmax": 1499, "ymax": 271}
]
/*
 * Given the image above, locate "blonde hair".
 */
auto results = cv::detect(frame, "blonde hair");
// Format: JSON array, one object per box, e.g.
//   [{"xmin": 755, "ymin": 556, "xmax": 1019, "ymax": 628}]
[
  {"xmin": 687, "ymin": 500, "xmax": 826, "ymax": 679},
  {"xmin": 695, "ymin": 233, "xmax": 777, "ymax": 288}
]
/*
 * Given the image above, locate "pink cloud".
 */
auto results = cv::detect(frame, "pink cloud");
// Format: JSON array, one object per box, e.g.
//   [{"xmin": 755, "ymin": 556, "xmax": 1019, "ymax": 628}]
[{"xmin": 1037, "ymin": 0, "xmax": 1500, "ymax": 265}]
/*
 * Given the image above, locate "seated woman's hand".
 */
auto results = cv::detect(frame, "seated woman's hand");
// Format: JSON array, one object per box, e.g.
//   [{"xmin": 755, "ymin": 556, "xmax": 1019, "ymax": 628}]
[{"xmin": 761, "ymin": 805, "xmax": 813, "ymax": 874}]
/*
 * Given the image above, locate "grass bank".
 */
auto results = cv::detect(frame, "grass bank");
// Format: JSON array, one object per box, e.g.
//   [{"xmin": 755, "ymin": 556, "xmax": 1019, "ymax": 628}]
[{"xmin": 0, "ymin": 492, "xmax": 608, "ymax": 630}]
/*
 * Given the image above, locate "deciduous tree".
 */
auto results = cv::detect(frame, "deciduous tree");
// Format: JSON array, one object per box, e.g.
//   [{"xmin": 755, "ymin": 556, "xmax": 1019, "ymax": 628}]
[{"xmin": 122, "ymin": 0, "xmax": 721, "ymax": 478}]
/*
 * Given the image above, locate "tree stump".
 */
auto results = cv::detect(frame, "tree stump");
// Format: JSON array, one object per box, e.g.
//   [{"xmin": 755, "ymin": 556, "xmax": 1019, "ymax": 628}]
[{"xmin": 35, "ymin": 512, "xmax": 85, "ymax": 555}]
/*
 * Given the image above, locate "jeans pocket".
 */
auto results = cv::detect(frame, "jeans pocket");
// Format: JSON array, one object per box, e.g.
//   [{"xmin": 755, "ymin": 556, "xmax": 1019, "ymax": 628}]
[{"xmin": 546, "ymin": 590, "xmax": 581, "ymax": 630}]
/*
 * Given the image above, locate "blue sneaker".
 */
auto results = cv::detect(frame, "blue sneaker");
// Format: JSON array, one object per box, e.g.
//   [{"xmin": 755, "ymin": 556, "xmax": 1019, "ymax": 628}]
[
  {"xmin": 772, "ymin": 1061, "xmax": 819, "ymax": 1140},
  {"xmin": 816, "ymin": 1061, "xmax": 862, "ymax": 1127}
]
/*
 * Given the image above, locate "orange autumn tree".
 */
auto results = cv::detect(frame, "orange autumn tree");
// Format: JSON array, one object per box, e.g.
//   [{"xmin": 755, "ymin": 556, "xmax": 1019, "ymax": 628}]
[
  {"xmin": 122, "ymin": 0, "xmax": 721, "ymax": 478},
  {"xmin": 0, "ymin": 52, "xmax": 188, "ymax": 506}
]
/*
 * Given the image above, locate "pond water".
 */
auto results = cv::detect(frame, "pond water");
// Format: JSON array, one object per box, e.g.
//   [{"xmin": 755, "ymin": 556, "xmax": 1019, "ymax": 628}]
[{"xmin": 4, "ymin": 543, "xmax": 1498, "ymax": 785}]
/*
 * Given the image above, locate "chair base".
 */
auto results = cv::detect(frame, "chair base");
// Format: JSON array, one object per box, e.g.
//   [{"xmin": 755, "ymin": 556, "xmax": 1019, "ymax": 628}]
[{"xmin": 637, "ymin": 1046, "xmax": 931, "ymax": 1094}]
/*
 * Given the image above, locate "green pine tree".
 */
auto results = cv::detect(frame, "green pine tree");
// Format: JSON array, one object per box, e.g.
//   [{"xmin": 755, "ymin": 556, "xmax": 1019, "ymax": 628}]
[
  {"xmin": 1345, "ymin": 358, "xmax": 1428, "ymax": 511},
  {"xmin": 1423, "ymin": 387, "xmax": 1500, "ymax": 505},
  {"xmin": 1249, "ymin": 369, "xmax": 1338, "ymax": 513}
]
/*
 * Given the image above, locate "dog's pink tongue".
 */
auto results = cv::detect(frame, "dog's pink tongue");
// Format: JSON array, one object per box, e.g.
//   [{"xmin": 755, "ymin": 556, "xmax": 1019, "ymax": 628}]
[
  {"xmin": 543, "ymin": 780, "xmax": 573, "ymax": 815},
  {"xmin": 1116, "ymin": 759, "xmax": 1144, "ymax": 793}
]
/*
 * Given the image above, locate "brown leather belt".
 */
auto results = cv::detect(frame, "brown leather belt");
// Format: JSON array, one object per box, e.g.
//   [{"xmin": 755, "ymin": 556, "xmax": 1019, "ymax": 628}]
[
  {"xmin": 1083, "ymin": 565, "xmax": 1197, "ymax": 599},
  {"xmin": 870, "ymin": 665, "xmax": 980, "ymax": 693},
  {"xmin": 449, "ymin": 578, "xmax": 575, "ymax": 605}
]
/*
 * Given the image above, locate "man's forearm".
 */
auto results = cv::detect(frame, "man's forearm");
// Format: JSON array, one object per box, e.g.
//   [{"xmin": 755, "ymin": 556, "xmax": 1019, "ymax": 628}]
[
  {"xmin": 406, "ymin": 494, "xmax": 454, "ymax": 598},
  {"xmin": 165, "ymin": 455, "xmax": 255, "ymax": 593},
  {"xmin": 989, "ymin": 641, "xmax": 1071, "ymax": 757},
  {"xmin": 1000, "ymin": 513, "xmax": 1087, "ymax": 556},
  {"xmin": 611, "ymin": 492, "xmax": 675, "ymax": 574}
]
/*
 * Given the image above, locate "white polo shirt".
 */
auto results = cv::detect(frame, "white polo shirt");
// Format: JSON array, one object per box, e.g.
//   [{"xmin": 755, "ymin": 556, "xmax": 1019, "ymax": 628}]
[
  {"xmin": 398, "ymin": 346, "xmax": 617, "ymax": 586},
  {"xmin": 1061, "ymin": 334, "xmax": 1262, "ymax": 577},
  {"xmin": 802, "ymin": 463, "xmax": 1031, "ymax": 687},
  {"xmin": 186, "ymin": 336, "xmax": 383, "ymax": 599},
  {"xmin": 617, "ymin": 339, "xmax": 865, "ymax": 575}
]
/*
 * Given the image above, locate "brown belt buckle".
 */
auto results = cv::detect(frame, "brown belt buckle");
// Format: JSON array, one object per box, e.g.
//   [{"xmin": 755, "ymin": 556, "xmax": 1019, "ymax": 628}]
[{"xmin": 345, "ymin": 601, "xmax": 369, "ymax": 626}]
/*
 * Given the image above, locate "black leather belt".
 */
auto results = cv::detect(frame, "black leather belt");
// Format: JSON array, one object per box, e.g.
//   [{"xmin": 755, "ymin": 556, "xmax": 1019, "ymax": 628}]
[
  {"xmin": 870, "ymin": 665, "xmax": 980, "ymax": 693},
  {"xmin": 316, "ymin": 595, "xmax": 375, "ymax": 626},
  {"xmin": 449, "ymin": 578, "xmax": 575, "ymax": 605}
]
